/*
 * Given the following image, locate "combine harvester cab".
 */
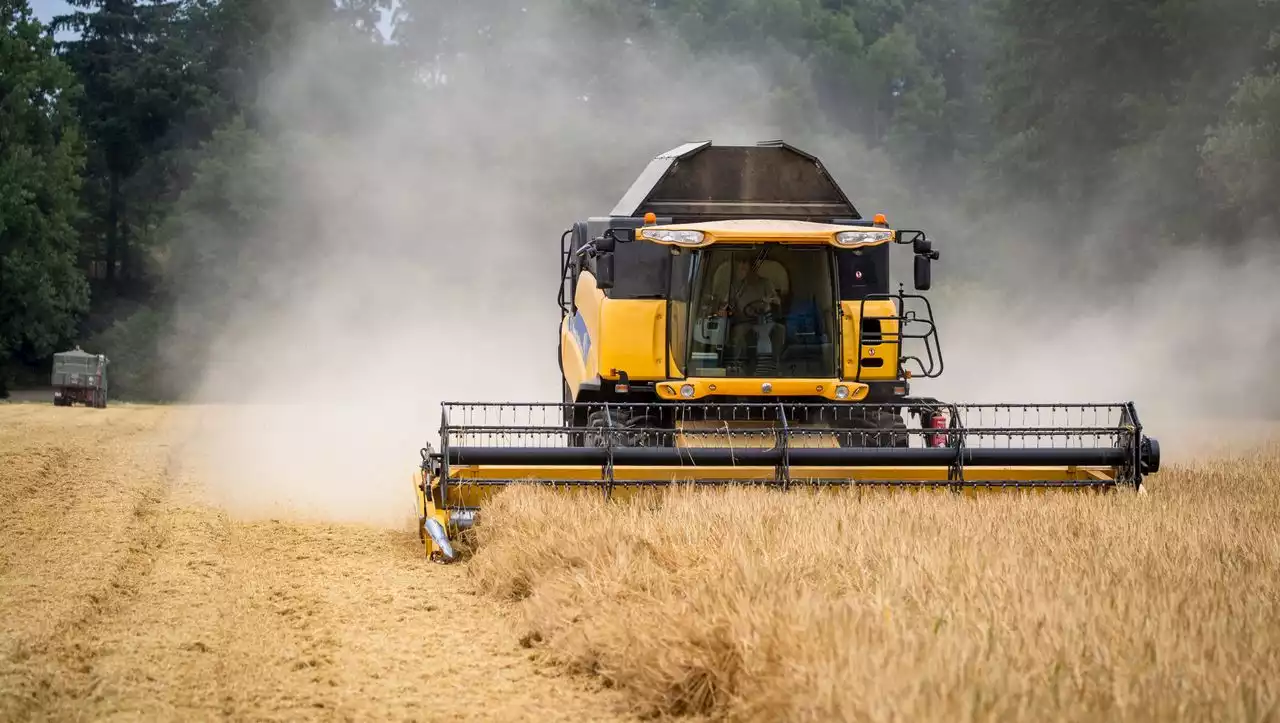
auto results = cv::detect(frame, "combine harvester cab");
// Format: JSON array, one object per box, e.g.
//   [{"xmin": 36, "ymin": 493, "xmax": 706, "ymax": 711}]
[{"xmin": 414, "ymin": 140, "xmax": 1162, "ymax": 562}]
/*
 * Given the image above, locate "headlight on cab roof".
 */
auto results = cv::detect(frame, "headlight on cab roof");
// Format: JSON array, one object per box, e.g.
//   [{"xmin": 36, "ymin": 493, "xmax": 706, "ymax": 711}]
[
  {"xmin": 639, "ymin": 228, "xmax": 707, "ymax": 246},
  {"xmin": 835, "ymin": 229, "xmax": 892, "ymax": 247}
]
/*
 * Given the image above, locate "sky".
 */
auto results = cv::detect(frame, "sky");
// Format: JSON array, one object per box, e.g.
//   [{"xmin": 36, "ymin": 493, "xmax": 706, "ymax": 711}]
[
  {"xmin": 29, "ymin": 0, "xmax": 68, "ymax": 13},
  {"xmin": 29, "ymin": 0, "xmax": 71, "ymax": 21}
]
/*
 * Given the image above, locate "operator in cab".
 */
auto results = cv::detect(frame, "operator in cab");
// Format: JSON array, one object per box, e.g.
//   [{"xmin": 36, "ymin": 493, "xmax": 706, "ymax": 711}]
[{"xmin": 709, "ymin": 254, "xmax": 786, "ymax": 370}]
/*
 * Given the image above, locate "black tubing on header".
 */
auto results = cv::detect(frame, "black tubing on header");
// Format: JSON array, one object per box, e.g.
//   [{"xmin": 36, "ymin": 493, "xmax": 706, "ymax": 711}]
[{"xmin": 445, "ymin": 446, "xmax": 1130, "ymax": 468}]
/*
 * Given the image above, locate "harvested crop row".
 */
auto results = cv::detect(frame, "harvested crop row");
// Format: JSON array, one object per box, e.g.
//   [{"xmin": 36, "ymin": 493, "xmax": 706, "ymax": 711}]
[
  {"xmin": 0, "ymin": 404, "xmax": 636, "ymax": 722},
  {"xmin": 466, "ymin": 451, "xmax": 1280, "ymax": 723}
]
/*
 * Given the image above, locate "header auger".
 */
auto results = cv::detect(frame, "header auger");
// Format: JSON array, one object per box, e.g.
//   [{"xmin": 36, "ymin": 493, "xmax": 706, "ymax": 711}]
[{"xmin": 413, "ymin": 140, "xmax": 1161, "ymax": 562}]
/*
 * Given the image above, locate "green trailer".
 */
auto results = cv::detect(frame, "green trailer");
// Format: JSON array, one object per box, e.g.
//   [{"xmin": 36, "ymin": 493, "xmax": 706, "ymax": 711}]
[{"xmin": 51, "ymin": 347, "xmax": 110, "ymax": 408}]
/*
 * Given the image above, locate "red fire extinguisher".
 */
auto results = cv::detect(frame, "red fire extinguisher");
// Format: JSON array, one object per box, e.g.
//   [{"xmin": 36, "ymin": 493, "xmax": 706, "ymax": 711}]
[{"xmin": 927, "ymin": 411, "xmax": 948, "ymax": 448}]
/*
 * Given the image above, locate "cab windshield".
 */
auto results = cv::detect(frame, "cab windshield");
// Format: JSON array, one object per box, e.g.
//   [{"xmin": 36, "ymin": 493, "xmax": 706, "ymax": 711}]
[{"xmin": 678, "ymin": 244, "xmax": 838, "ymax": 378}]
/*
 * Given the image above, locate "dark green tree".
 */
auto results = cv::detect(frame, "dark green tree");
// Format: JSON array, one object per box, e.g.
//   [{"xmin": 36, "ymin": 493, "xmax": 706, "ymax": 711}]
[
  {"xmin": 0, "ymin": 0, "xmax": 90, "ymax": 396},
  {"xmin": 1198, "ymin": 9, "xmax": 1280, "ymax": 237},
  {"xmin": 981, "ymin": 0, "xmax": 1177, "ymax": 208},
  {"xmin": 51, "ymin": 0, "xmax": 203, "ymax": 297}
]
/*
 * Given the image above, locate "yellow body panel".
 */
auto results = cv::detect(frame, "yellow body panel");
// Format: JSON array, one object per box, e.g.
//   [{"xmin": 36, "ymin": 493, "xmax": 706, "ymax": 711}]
[
  {"xmin": 841, "ymin": 299, "xmax": 900, "ymax": 381},
  {"xmin": 654, "ymin": 378, "xmax": 869, "ymax": 401},
  {"xmin": 599, "ymin": 299, "xmax": 667, "ymax": 380},
  {"xmin": 560, "ymin": 318, "xmax": 588, "ymax": 396},
  {"xmin": 635, "ymin": 219, "xmax": 893, "ymax": 249},
  {"xmin": 561, "ymin": 273, "xmax": 677, "ymax": 395},
  {"xmin": 414, "ymin": 468, "xmax": 452, "ymax": 559},
  {"xmin": 560, "ymin": 272, "xmax": 604, "ymax": 396}
]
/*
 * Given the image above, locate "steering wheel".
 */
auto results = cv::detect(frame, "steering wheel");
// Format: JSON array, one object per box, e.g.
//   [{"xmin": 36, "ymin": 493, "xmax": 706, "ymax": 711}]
[{"xmin": 740, "ymin": 299, "xmax": 769, "ymax": 319}]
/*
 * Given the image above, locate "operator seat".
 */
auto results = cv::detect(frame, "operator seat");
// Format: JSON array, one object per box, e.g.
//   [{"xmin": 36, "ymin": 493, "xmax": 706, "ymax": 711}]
[{"xmin": 753, "ymin": 260, "xmax": 790, "ymax": 301}]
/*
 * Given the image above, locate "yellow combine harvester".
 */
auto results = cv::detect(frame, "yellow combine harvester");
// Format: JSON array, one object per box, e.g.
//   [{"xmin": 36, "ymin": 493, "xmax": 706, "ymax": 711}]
[{"xmin": 413, "ymin": 140, "xmax": 1161, "ymax": 561}]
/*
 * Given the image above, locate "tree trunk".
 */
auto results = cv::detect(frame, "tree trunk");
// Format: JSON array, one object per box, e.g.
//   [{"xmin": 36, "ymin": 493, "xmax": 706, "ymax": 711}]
[{"xmin": 105, "ymin": 171, "xmax": 121, "ymax": 285}]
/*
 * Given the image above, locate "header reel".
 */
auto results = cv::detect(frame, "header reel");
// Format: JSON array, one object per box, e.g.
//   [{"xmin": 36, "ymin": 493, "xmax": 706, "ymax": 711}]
[{"xmin": 413, "ymin": 400, "xmax": 1161, "ymax": 561}]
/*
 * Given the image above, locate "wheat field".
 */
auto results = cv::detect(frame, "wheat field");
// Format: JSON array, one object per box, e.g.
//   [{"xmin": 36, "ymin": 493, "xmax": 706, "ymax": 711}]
[
  {"xmin": 1, "ymin": 402, "xmax": 1277, "ymax": 722},
  {"xmin": 467, "ymin": 452, "xmax": 1280, "ymax": 722}
]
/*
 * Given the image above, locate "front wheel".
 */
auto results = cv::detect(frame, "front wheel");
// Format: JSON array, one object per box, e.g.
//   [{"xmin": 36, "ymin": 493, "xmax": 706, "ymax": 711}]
[
  {"xmin": 838, "ymin": 408, "xmax": 909, "ymax": 448},
  {"xmin": 563, "ymin": 383, "xmax": 585, "ymax": 447},
  {"xmin": 582, "ymin": 406, "xmax": 668, "ymax": 448}
]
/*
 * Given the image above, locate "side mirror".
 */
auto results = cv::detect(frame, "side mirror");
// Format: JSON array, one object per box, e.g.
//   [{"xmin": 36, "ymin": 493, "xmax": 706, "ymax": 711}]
[
  {"xmin": 913, "ymin": 237, "xmax": 932, "ymax": 256},
  {"xmin": 894, "ymin": 229, "xmax": 922, "ymax": 245},
  {"xmin": 914, "ymin": 254, "xmax": 931, "ymax": 291},
  {"xmin": 598, "ymin": 227, "xmax": 633, "ymax": 253},
  {"xmin": 594, "ymin": 251, "xmax": 615, "ymax": 290}
]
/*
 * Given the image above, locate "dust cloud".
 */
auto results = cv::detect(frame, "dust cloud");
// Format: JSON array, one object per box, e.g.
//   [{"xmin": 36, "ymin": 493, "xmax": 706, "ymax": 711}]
[
  {"xmin": 904, "ymin": 213, "xmax": 1280, "ymax": 461},
  {"xmin": 171, "ymin": 4, "xmax": 1275, "ymax": 526},
  {"xmin": 172, "ymin": 5, "xmax": 894, "ymax": 526}
]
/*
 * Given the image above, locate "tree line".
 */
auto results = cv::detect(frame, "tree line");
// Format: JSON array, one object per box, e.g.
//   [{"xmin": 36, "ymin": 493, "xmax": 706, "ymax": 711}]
[{"xmin": 1, "ymin": 0, "xmax": 1276, "ymax": 398}]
